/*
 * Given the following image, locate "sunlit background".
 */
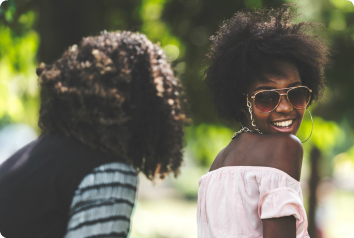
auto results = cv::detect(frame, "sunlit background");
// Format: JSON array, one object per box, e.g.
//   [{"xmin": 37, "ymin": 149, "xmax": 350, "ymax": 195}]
[{"xmin": 1, "ymin": 0, "xmax": 354, "ymax": 237}]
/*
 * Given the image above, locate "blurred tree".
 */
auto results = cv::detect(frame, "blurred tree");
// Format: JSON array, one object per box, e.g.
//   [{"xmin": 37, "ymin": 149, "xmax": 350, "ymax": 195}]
[
  {"xmin": 1, "ymin": 0, "xmax": 142, "ymax": 64},
  {"xmin": 314, "ymin": 0, "xmax": 354, "ymax": 125},
  {"xmin": 1, "ymin": 0, "xmax": 353, "ymax": 173},
  {"xmin": 0, "ymin": 0, "xmax": 143, "ymax": 131}
]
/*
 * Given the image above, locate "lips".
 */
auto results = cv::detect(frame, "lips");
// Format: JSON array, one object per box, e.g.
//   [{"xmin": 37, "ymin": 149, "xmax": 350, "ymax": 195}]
[{"xmin": 270, "ymin": 119, "xmax": 296, "ymax": 133}]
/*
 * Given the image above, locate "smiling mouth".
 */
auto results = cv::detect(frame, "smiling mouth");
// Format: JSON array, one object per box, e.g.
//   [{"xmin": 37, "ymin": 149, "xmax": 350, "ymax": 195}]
[{"xmin": 271, "ymin": 119, "xmax": 294, "ymax": 128}]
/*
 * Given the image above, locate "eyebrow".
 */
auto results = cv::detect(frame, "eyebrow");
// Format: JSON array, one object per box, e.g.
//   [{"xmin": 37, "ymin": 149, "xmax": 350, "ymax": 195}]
[{"xmin": 254, "ymin": 81, "xmax": 302, "ymax": 92}]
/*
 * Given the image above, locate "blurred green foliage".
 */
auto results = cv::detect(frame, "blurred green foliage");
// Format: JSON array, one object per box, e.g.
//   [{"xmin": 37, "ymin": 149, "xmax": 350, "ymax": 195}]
[
  {"xmin": 139, "ymin": 0, "xmax": 186, "ymax": 60},
  {"xmin": 185, "ymin": 124, "xmax": 234, "ymax": 167},
  {"xmin": 1, "ymin": 2, "xmax": 15, "ymax": 23},
  {"xmin": 0, "ymin": 7, "xmax": 39, "ymax": 132}
]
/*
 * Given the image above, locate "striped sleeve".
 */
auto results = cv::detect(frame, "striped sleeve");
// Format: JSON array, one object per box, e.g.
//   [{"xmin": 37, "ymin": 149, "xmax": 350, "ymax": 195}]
[{"xmin": 64, "ymin": 162, "xmax": 138, "ymax": 238}]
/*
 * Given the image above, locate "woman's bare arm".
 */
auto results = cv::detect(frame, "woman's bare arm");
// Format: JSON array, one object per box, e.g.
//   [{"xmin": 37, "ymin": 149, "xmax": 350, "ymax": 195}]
[{"xmin": 263, "ymin": 216, "xmax": 296, "ymax": 238}]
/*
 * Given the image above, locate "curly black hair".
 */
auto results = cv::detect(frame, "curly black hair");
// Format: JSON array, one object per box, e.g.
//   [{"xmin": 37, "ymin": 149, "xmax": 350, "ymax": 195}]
[
  {"xmin": 204, "ymin": 5, "xmax": 330, "ymax": 122},
  {"xmin": 37, "ymin": 31, "xmax": 188, "ymax": 179}
]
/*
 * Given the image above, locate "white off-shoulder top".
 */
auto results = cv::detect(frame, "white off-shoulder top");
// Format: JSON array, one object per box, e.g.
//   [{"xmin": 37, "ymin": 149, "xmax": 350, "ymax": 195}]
[{"xmin": 197, "ymin": 166, "xmax": 309, "ymax": 238}]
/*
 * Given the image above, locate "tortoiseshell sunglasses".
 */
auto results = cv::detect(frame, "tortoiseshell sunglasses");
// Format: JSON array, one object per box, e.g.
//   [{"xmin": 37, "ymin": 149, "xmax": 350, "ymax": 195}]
[{"xmin": 249, "ymin": 86, "xmax": 312, "ymax": 113}]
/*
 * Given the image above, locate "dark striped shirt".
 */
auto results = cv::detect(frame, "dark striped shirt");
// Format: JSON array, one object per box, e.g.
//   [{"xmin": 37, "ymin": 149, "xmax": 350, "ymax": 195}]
[
  {"xmin": 0, "ymin": 133, "xmax": 136, "ymax": 238},
  {"xmin": 65, "ymin": 162, "xmax": 137, "ymax": 238}
]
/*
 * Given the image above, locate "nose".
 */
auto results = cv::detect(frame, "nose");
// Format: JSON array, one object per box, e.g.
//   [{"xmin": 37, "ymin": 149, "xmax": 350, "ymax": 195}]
[{"xmin": 275, "ymin": 94, "xmax": 293, "ymax": 114}]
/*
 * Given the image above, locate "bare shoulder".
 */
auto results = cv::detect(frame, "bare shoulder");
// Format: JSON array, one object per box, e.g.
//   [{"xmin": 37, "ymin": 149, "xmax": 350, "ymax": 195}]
[
  {"xmin": 209, "ymin": 147, "xmax": 227, "ymax": 171},
  {"xmin": 208, "ymin": 133, "xmax": 303, "ymax": 179},
  {"xmin": 261, "ymin": 134, "xmax": 303, "ymax": 181},
  {"xmin": 263, "ymin": 133, "xmax": 303, "ymax": 154}
]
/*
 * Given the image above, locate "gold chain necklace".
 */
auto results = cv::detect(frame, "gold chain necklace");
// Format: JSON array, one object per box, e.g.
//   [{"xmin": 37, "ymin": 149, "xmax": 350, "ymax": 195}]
[
  {"xmin": 232, "ymin": 126, "xmax": 253, "ymax": 139},
  {"xmin": 232, "ymin": 98, "xmax": 263, "ymax": 140}
]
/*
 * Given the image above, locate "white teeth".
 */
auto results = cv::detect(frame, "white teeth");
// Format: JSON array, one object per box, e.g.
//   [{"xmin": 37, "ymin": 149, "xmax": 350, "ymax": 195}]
[{"xmin": 272, "ymin": 120, "xmax": 293, "ymax": 127}]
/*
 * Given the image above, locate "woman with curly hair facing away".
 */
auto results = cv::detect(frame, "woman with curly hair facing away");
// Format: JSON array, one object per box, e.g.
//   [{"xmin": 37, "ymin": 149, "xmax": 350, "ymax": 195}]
[
  {"xmin": 197, "ymin": 5, "xmax": 329, "ymax": 238},
  {"xmin": 0, "ymin": 31, "xmax": 188, "ymax": 238}
]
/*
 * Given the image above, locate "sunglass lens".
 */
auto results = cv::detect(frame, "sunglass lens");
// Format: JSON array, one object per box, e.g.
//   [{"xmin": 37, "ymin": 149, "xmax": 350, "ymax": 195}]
[
  {"xmin": 288, "ymin": 87, "xmax": 310, "ymax": 109},
  {"xmin": 255, "ymin": 91, "xmax": 280, "ymax": 112}
]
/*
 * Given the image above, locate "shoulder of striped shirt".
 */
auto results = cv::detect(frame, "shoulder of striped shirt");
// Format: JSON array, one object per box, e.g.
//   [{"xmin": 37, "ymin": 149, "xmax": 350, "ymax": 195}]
[{"xmin": 64, "ymin": 162, "xmax": 138, "ymax": 238}]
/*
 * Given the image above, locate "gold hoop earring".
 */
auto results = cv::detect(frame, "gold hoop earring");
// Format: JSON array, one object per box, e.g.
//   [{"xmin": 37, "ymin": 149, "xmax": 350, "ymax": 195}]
[
  {"xmin": 301, "ymin": 108, "xmax": 313, "ymax": 143},
  {"xmin": 246, "ymin": 96, "xmax": 263, "ymax": 135}
]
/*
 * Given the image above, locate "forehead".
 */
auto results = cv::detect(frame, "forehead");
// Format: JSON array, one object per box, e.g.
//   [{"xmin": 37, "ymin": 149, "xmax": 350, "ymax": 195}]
[{"xmin": 248, "ymin": 61, "xmax": 301, "ymax": 92}]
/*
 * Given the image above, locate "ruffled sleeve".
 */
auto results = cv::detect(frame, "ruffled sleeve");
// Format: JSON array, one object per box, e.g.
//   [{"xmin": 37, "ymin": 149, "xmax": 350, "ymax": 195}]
[{"xmin": 257, "ymin": 169, "xmax": 309, "ymax": 238}]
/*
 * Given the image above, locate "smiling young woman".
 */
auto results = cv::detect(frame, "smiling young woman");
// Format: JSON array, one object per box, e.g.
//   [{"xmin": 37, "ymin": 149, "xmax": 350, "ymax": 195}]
[{"xmin": 198, "ymin": 5, "xmax": 329, "ymax": 238}]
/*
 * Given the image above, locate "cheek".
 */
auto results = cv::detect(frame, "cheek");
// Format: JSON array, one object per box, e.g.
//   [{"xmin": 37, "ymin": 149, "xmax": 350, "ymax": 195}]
[{"xmin": 253, "ymin": 110, "xmax": 270, "ymax": 125}]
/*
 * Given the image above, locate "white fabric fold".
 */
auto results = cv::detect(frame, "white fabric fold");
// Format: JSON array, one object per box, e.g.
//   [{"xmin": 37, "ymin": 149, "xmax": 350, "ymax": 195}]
[{"xmin": 258, "ymin": 187, "xmax": 308, "ymax": 238}]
